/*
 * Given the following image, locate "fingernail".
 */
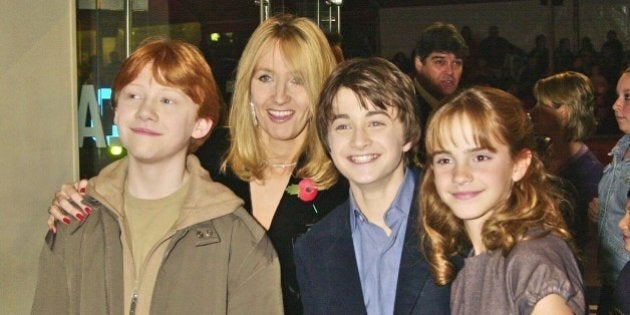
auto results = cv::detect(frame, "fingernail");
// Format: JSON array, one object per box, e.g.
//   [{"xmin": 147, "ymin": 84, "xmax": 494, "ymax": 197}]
[
  {"xmin": 62, "ymin": 217, "xmax": 72, "ymax": 225},
  {"xmin": 85, "ymin": 207, "xmax": 92, "ymax": 215},
  {"xmin": 79, "ymin": 188, "xmax": 86, "ymax": 194},
  {"xmin": 76, "ymin": 213, "xmax": 85, "ymax": 221}
]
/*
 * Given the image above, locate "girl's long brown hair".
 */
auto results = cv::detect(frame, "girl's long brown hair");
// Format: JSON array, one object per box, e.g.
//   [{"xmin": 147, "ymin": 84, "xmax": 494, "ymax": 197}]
[{"xmin": 420, "ymin": 86, "xmax": 573, "ymax": 285}]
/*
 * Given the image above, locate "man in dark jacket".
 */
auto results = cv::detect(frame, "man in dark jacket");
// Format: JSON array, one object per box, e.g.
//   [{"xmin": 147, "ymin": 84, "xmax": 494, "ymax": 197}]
[{"xmin": 411, "ymin": 22, "xmax": 468, "ymax": 163}]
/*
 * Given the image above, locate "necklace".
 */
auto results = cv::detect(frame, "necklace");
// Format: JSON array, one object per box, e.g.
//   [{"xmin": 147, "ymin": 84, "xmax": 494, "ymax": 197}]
[{"xmin": 266, "ymin": 161, "xmax": 297, "ymax": 169}]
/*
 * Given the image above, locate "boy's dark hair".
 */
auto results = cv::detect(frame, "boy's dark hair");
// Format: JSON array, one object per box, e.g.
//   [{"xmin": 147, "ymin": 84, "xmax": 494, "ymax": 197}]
[
  {"xmin": 412, "ymin": 22, "xmax": 468, "ymax": 62},
  {"xmin": 316, "ymin": 57, "xmax": 421, "ymax": 164}
]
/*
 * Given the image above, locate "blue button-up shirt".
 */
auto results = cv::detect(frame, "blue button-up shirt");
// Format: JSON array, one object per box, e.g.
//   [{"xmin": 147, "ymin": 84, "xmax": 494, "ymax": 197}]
[
  {"xmin": 350, "ymin": 168, "xmax": 415, "ymax": 315},
  {"xmin": 598, "ymin": 134, "xmax": 630, "ymax": 285}
]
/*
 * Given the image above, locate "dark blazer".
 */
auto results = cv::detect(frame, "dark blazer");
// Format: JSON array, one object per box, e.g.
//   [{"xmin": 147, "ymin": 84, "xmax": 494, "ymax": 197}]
[
  {"xmin": 293, "ymin": 170, "xmax": 450, "ymax": 315},
  {"xmin": 195, "ymin": 127, "xmax": 349, "ymax": 315}
]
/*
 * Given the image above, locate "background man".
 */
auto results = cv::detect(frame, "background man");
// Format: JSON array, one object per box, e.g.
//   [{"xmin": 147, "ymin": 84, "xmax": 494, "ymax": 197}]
[{"xmin": 411, "ymin": 22, "xmax": 468, "ymax": 162}]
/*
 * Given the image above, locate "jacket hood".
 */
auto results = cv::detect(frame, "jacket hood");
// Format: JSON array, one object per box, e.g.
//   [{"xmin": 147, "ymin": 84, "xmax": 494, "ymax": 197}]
[{"xmin": 86, "ymin": 155, "xmax": 245, "ymax": 230}]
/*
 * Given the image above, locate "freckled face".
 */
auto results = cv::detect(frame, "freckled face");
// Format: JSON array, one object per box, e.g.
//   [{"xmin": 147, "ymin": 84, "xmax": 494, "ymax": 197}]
[
  {"xmin": 114, "ymin": 64, "xmax": 210, "ymax": 165},
  {"xmin": 249, "ymin": 44, "xmax": 310, "ymax": 146}
]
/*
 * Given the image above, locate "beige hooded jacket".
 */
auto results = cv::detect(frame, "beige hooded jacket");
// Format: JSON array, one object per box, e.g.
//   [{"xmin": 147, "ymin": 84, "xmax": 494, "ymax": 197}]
[{"xmin": 32, "ymin": 156, "xmax": 283, "ymax": 315}]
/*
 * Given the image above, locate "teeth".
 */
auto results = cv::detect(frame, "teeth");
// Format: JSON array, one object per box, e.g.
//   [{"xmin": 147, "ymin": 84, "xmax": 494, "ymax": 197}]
[
  {"xmin": 350, "ymin": 154, "xmax": 377, "ymax": 163},
  {"xmin": 268, "ymin": 110, "xmax": 293, "ymax": 117}
]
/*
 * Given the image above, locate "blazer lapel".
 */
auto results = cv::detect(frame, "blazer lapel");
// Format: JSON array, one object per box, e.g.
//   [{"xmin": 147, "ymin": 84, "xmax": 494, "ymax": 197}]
[
  {"xmin": 393, "ymin": 182, "xmax": 432, "ymax": 314},
  {"xmin": 321, "ymin": 202, "xmax": 367, "ymax": 314}
]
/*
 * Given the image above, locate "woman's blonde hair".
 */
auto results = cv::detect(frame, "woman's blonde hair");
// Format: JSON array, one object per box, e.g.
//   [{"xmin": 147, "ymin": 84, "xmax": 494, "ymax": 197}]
[
  {"xmin": 420, "ymin": 86, "xmax": 573, "ymax": 285},
  {"xmin": 222, "ymin": 14, "xmax": 338, "ymax": 188},
  {"xmin": 533, "ymin": 71, "xmax": 596, "ymax": 142}
]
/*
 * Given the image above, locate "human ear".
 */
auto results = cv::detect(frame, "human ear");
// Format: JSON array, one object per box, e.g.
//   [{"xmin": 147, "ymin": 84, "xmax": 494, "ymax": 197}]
[
  {"xmin": 414, "ymin": 57, "xmax": 424, "ymax": 74},
  {"xmin": 191, "ymin": 117, "xmax": 213, "ymax": 139},
  {"xmin": 511, "ymin": 149, "xmax": 532, "ymax": 182},
  {"xmin": 402, "ymin": 141, "xmax": 413, "ymax": 153}
]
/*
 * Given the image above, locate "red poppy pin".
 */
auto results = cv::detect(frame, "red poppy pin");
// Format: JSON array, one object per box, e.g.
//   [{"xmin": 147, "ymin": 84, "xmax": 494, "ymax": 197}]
[{"xmin": 286, "ymin": 178, "xmax": 319, "ymax": 202}]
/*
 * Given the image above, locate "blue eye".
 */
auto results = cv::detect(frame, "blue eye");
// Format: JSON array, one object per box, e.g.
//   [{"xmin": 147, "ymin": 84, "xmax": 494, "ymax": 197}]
[{"xmin": 258, "ymin": 74, "xmax": 272, "ymax": 82}]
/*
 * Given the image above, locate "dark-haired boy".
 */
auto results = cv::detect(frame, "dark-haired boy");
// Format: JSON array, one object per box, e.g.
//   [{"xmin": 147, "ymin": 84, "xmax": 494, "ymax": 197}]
[{"xmin": 294, "ymin": 57, "xmax": 450, "ymax": 315}]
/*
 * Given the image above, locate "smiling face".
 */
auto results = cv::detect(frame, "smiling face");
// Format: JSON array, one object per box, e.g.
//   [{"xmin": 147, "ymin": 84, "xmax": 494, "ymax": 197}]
[
  {"xmin": 613, "ymin": 72, "xmax": 630, "ymax": 134},
  {"xmin": 415, "ymin": 52, "xmax": 463, "ymax": 96},
  {"xmin": 249, "ymin": 43, "xmax": 310, "ymax": 147},
  {"xmin": 431, "ymin": 116, "xmax": 530, "ymax": 232},
  {"xmin": 115, "ymin": 64, "xmax": 211, "ymax": 165},
  {"xmin": 327, "ymin": 88, "xmax": 412, "ymax": 192},
  {"xmin": 619, "ymin": 198, "xmax": 630, "ymax": 252}
]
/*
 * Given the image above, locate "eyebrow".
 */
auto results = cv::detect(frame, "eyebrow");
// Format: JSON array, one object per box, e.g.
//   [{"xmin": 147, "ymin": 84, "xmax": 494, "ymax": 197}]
[
  {"xmin": 429, "ymin": 55, "xmax": 447, "ymax": 60},
  {"xmin": 331, "ymin": 109, "xmax": 392, "ymax": 122},
  {"xmin": 428, "ymin": 54, "xmax": 462, "ymax": 62},
  {"xmin": 252, "ymin": 66, "xmax": 272, "ymax": 73},
  {"xmin": 331, "ymin": 113, "xmax": 349, "ymax": 121},
  {"xmin": 432, "ymin": 146, "xmax": 487, "ymax": 156}
]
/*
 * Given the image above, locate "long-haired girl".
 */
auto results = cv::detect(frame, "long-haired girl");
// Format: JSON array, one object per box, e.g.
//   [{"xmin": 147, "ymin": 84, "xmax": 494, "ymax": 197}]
[{"xmin": 421, "ymin": 86, "xmax": 585, "ymax": 314}]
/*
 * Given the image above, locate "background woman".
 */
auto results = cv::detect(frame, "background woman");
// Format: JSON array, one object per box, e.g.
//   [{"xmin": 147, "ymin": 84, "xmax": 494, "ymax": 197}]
[
  {"xmin": 47, "ymin": 15, "xmax": 347, "ymax": 314},
  {"xmin": 421, "ymin": 86, "xmax": 585, "ymax": 314},
  {"xmin": 531, "ymin": 71, "xmax": 603, "ymax": 250}
]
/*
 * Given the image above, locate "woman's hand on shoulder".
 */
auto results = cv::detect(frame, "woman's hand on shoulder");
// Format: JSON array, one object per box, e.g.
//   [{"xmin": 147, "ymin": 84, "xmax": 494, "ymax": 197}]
[{"xmin": 47, "ymin": 180, "xmax": 90, "ymax": 234}]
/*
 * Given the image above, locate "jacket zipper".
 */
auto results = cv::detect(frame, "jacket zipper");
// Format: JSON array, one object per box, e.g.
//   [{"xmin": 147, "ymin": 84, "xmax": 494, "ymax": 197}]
[
  {"xmin": 129, "ymin": 289, "xmax": 138, "ymax": 315},
  {"xmin": 127, "ymin": 233, "xmax": 177, "ymax": 315}
]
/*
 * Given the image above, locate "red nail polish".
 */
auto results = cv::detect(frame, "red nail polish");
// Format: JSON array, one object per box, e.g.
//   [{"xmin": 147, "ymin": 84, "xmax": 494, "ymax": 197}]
[
  {"xmin": 76, "ymin": 213, "xmax": 85, "ymax": 221},
  {"xmin": 85, "ymin": 207, "xmax": 92, "ymax": 215},
  {"xmin": 79, "ymin": 187, "xmax": 86, "ymax": 194},
  {"xmin": 62, "ymin": 217, "xmax": 72, "ymax": 225}
]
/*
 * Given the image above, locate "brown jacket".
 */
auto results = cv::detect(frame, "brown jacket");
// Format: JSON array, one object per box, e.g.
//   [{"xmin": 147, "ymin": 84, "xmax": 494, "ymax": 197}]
[{"xmin": 32, "ymin": 156, "xmax": 283, "ymax": 315}]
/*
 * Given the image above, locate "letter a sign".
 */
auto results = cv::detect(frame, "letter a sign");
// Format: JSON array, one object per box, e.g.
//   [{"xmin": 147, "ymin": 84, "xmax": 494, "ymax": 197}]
[{"xmin": 77, "ymin": 84, "xmax": 106, "ymax": 148}]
